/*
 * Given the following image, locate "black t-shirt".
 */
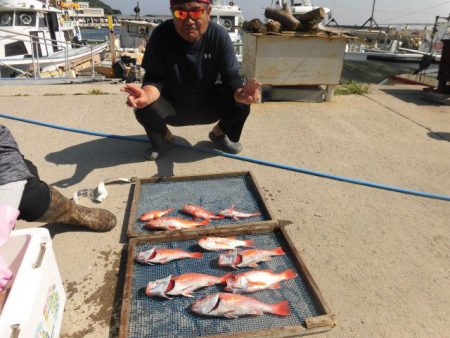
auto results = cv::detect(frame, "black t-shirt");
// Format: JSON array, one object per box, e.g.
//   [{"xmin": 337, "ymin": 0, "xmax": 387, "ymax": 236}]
[{"xmin": 142, "ymin": 20, "xmax": 243, "ymax": 107}]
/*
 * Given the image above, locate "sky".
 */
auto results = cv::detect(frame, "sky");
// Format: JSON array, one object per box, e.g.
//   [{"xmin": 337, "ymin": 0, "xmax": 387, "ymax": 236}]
[{"xmin": 102, "ymin": 0, "xmax": 450, "ymax": 25}]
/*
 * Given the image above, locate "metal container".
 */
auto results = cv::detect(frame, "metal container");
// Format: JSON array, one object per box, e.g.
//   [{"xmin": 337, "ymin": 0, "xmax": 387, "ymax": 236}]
[{"xmin": 242, "ymin": 32, "xmax": 347, "ymax": 86}]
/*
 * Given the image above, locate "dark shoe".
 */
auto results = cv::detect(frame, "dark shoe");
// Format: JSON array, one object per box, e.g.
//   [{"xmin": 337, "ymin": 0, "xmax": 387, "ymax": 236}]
[
  {"xmin": 147, "ymin": 134, "xmax": 174, "ymax": 161},
  {"xmin": 208, "ymin": 132, "xmax": 243, "ymax": 154},
  {"xmin": 37, "ymin": 187, "xmax": 116, "ymax": 232}
]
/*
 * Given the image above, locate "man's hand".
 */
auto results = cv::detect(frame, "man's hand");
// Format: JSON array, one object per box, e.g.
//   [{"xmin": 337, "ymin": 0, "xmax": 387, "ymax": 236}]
[
  {"xmin": 234, "ymin": 78, "xmax": 262, "ymax": 105},
  {"xmin": 122, "ymin": 84, "xmax": 154, "ymax": 109}
]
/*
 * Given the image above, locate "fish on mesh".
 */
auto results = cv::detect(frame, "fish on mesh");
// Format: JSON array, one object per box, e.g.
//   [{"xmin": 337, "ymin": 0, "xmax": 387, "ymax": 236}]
[
  {"xmin": 218, "ymin": 247, "xmax": 286, "ymax": 269},
  {"xmin": 146, "ymin": 273, "xmax": 231, "ymax": 299},
  {"xmin": 218, "ymin": 205, "xmax": 261, "ymax": 220},
  {"xmin": 139, "ymin": 208, "xmax": 176, "ymax": 222},
  {"xmin": 135, "ymin": 247, "xmax": 203, "ymax": 265},
  {"xmin": 191, "ymin": 292, "xmax": 290, "ymax": 318},
  {"xmin": 224, "ymin": 269, "xmax": 297, "ymax": 293},
  {"xmin": 146, "ymin": 217, "xmax": 209, "ymax": 230},
  {"xmin": 197, "ymin": 236, "xmax": 254, "ymax": 251},
  {"xmin": 182, "ymin": 204, "xmax": 224, "ymax": 220}
]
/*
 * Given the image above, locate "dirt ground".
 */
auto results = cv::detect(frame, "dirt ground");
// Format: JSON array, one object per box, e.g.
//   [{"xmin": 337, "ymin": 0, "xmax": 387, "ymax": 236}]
[{"xmin": 1, "ymin": 82, "xmax": 449, "ymax": 338}]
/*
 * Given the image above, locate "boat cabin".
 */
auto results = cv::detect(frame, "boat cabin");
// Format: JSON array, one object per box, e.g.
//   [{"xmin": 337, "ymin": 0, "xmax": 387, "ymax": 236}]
[
  {"xmin": 0, "ymin": 0, "xmax": 81, "ymax": 59},
  {"xmin": 119, "ymin": 20, "xmax": 157, "ymax": 50},
  {"xmin": 210, "ymin": 1, "xmax": 244, "ymax": 61}
]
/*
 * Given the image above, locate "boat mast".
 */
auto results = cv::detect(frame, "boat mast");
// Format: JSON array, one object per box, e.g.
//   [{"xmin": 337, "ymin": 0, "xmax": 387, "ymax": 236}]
[{"xmin": 361, "ymin": 0, "xmax": 380, "ymax": 30}]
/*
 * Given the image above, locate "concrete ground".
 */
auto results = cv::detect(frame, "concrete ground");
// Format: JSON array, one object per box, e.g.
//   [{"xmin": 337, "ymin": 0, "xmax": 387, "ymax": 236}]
[{"xmin": 1, "ymin": 82, "xmax": 449, "ymax": 338}]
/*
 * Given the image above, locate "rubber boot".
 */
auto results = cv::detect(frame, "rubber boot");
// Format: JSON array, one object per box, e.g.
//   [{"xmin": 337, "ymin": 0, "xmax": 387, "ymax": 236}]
[{"xmin": 37, "ymin": 187, "xmax": 116, "ymax": 232}]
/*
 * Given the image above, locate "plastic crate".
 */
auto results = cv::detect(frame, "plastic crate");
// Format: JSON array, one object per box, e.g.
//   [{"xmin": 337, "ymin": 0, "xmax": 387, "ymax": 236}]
[{"xmin": 0, "ymin": 228, "xmax": 66, "ymax": 338}]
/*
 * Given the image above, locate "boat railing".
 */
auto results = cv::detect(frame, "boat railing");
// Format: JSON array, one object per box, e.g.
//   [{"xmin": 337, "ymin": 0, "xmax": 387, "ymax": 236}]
[{"xmin": 0, "ymin": 27, "xmax": 96, "ymax": 80}]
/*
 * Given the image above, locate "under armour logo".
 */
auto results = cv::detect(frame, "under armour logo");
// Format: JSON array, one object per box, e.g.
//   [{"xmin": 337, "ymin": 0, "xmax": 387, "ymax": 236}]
[{"xmin": 204, "ymin": 53, "xmax": 212, "ymax": 59}]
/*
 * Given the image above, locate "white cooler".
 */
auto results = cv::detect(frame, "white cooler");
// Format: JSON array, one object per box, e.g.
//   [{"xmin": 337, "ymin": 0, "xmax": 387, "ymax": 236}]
[{"xmin": 0, "ymin": 228, "xmax": 66, "ymax": 338}]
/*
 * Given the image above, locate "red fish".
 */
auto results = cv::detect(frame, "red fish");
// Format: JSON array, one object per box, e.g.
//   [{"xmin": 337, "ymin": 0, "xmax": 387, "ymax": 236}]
[
  {"xmin": 218, "ymin": 205, "xmax": 261, "ymax": 220},
  {"xmin": 146, "ymin": 273, "xmax": 231, "ymax": 299},
  {"xmin": 197, "ymin": 236, "xmax": 254, "ymax": 251},
  {"xmin": 224, "ymin": 269, "xmax": 297, "ymax": 293},
  {"xmin": 191, "ymin": 292, "xmax": 290, "ymax": 318},
  {"xmin": 135, "ymin": 248, "xmax": 203, "ymax": 265},
  {"xmin": 218, "ymin": 247, "xmax": 286, "ymax": 269},
  {"xmin": 182, "ymin": 204, "xmax": 224, "ymax": 220},
  {"xmin": 146, "ymin": 217, "xmax": 209, "ymax": 230},
  {"xmin": 139, "ymin": 208, "xmax": 176, "ymax": 222}
]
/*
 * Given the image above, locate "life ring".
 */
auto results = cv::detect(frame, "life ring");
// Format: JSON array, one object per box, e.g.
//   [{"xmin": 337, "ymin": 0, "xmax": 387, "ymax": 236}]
[
  {"xmin": 0, "ymin": 14, "xmax": 12, "ymax": 26},
  {"xmin": 19, "ymin": 14, "xmax": 32, "ymax": 25},
  {"xmin": 222, "ymin": 18, "xmax": 233, "ymax": 30}
]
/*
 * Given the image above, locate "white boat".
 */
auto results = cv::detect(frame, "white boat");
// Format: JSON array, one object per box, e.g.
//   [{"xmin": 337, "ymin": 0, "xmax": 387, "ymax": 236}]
[
  {"xmin": 0, "ymin": 0, "xmax": 108, "ymax": 79},
  {"xmin": 288, "ymin": 0, "xmax": 331, "ymax": 16},
  {"xmin": 119, "ymin": 19, "xmax": 157, "ymax": 50},
  {"xmin": 211, "ymin": 0, "xmax": 244, "ymax": 62},
  {"xmin": 342, "ymin": 19, "xmax": 449, "ymax": 83}
]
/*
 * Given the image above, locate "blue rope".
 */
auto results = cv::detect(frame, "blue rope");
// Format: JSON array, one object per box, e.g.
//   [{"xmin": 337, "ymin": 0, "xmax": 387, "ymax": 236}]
[{"xmin": 1, "ymin": 113, "xmax": 449, "ymax": 202}]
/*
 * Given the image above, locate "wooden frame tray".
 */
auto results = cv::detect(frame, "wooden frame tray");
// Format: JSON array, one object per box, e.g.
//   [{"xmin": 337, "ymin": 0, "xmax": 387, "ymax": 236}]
[
  {"xmin": 127, "ymin": 172, "xmax": 279, "ymax": 239},
  {"xmin": 119, "ymin": 225, "xmax": 335, "ymax": 337}
]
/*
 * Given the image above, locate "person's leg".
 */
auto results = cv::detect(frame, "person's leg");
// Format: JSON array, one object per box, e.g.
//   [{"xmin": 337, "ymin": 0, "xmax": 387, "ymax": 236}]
[
  {"xmin": 207, "ymin": 86, "xmax": 251, "ymax": 153},
  {"xmin": 216, "ymin": 101, "xmax": 250, "ymax": 142},
  {"xmin": 18, "ymin": 178, "xmax": 116, "ymax": 231},
  {"xmin": 134, "ymin": 97, "xmax": 176, "ymax": 140},
  {"xmin": 134, "ymin": 97, "xmax": 177, "ymax": 160}
]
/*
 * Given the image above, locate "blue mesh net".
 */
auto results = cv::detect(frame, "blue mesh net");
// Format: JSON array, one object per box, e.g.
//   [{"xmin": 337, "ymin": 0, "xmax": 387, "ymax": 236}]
[
  {"xmin": 132, "ymin": 176, "xmax": 270, "ymax": 236},
  {"xmin": 126, "ymin": 231, "xmax": 324, "ymax": 337}
]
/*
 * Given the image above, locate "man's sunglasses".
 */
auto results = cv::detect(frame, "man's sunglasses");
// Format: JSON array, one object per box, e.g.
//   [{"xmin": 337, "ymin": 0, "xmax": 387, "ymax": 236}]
[{"xmin": 172, "ymin": 8, "xmax": 207, "ymax": 20}]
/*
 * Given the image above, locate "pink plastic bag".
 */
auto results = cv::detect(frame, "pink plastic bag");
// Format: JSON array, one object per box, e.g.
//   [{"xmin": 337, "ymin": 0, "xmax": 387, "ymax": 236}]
[{"xmin": 0, "ymin": 205, "xmax": 19, "ymax": 292}]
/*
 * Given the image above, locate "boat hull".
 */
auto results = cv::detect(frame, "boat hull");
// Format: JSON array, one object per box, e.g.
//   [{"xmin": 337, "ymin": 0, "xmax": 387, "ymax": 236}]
[
  {"xmin": 0, "ymin": 42, "xmax": 108, "ymax": 78},
  {"xmin": 342, "ymin": 58, "xmax": 439, "ymax": 84}
]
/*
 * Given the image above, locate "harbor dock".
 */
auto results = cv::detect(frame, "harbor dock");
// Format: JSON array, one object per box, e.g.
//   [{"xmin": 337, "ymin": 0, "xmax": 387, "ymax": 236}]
[{"xmin": 1, "ymin": 81, "xmax": 449, "ymax": 337}]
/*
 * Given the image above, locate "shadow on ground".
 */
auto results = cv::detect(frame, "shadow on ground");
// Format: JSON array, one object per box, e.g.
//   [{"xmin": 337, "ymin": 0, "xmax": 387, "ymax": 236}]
[
  {"xmin": 427, "ymin": 131, "xmax": 450, "ymax": 142},
  {"xmin": 45, "ymin": 135, "xmax": 217, "ymax": 187},
  {"xmin": 153, "ymin": 137, "xmax": 219, "ymax": 177},
  {"xmin": 379, "ymin": 88, "xmax": 438, "ymax": 106}
]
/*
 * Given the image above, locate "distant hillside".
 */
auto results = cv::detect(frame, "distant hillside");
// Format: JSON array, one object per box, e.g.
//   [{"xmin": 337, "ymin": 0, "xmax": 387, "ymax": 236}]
[{"xmin": 74, "ymin": 0, "xmax": 122, "ymax": 15}]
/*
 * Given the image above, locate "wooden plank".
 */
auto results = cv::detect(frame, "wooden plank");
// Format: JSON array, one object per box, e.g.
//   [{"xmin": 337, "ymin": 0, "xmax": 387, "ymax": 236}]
[
  {"xmin": 205, "ymin": 324, "xmax": 332, "ymax": 338},
  {"xmin": 127, "ymin": 179, "xmax": 142, "ymax": 238},
  {"xmin": 280, "ymin": 226, "xmax": 334, "ymax": 316},
  {"xmin": 118, "ymin": 242, "xmax": 135, "ymax": 338},
  {"xmin": 138, "ymin": 171, "xmax": 252, "ymax": 185},
  {"xmin": 130, "ymin": 220, "xmax": 279, "ymax": 241},
  {"xmin": 305, "ymin": 314, "xmax": 337, "ymax": 329},
  {"xmin": 130, "ymin": 224, "xmax": 276, "ymax": 245},
  {"xmin": 120, "ymin": 225, "xmax": 335, "ymax": 336}
]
